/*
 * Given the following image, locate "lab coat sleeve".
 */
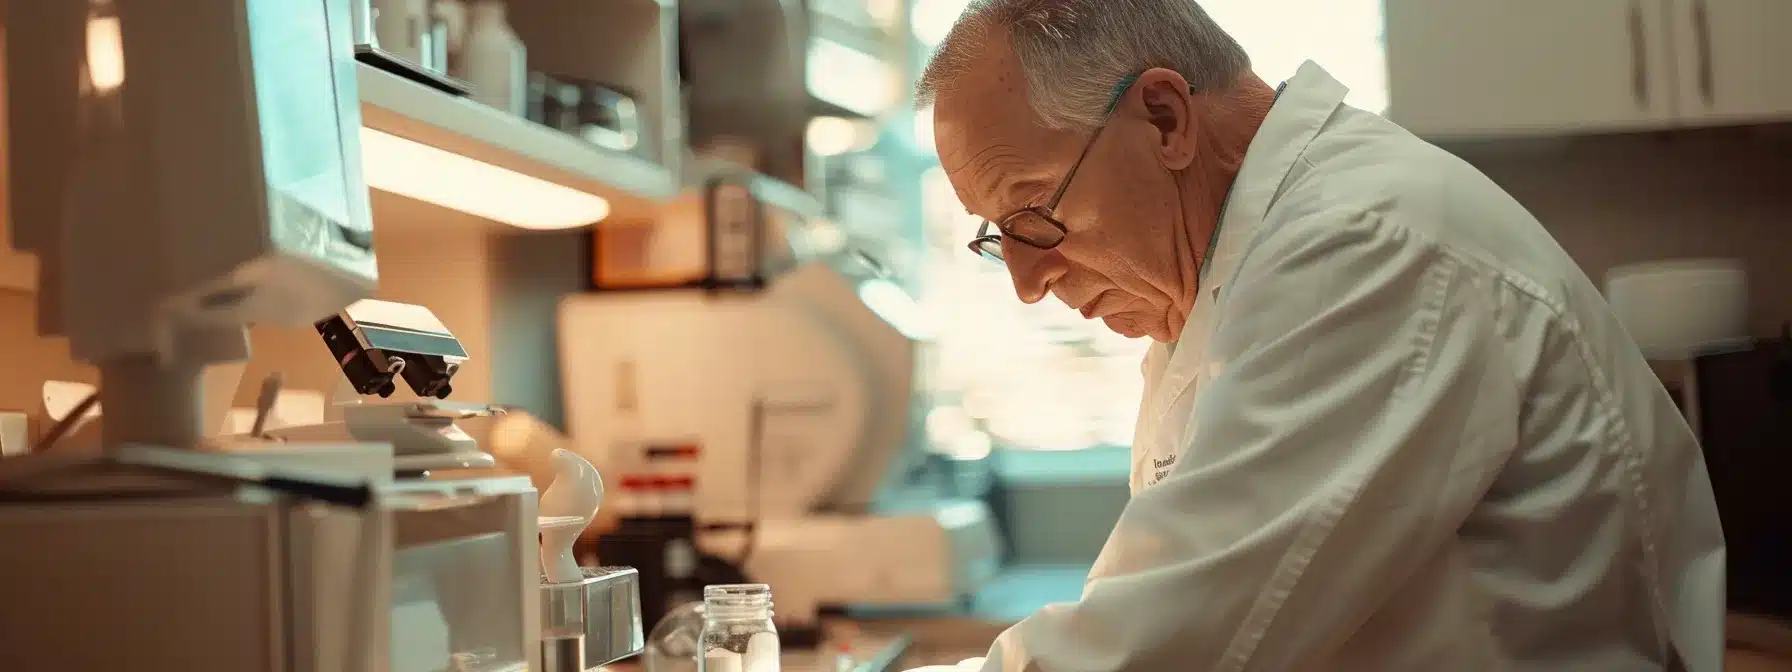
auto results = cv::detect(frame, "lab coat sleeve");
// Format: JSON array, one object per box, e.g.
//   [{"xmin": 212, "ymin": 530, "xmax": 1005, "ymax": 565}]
[{"xmin": 978, "ymin": 212, "xmax": 1515, "ymax": 672}]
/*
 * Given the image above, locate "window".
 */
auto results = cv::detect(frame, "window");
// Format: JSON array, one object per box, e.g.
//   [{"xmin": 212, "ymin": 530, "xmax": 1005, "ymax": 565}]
[
  {"xmin": 1203, "ymin": 0, "xmax": 1388, "ymax": 113},
  {"xmin": 917, "ymin": 168, "xmax": 1149, "ymax": 453}
]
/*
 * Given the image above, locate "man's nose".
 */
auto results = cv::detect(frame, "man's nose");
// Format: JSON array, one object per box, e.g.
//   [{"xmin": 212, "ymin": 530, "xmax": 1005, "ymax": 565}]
[{"xmin": 1001, "ymin": 238, "xmax": 1068, "ymax": 304}]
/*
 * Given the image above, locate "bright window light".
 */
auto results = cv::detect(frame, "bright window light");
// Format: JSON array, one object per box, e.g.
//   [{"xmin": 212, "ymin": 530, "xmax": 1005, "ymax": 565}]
[
  {"xmin": 358, "ymin": 127, "xmax": 612, "ymax": 230},
  {"xmin": 86, "ymin": 16, "xmax": 125, "ymax": 92},
  {"xmin": 806, "ymin": 116, "xmax": 876, "ymax": 157},
  {"xmin": 807, "ymin": 39, "xmax": 898, "ymax": 117},
  {"xmin": 912, "ymin": 111, "xmax": 936, "ymax": 153},
  {"xmin": 1201, "ymin": 0, "xmax": 1387, "ymax": 113},
  {"xmin": 858, "ymin": 278, "xmax": 934, "ymax": 340},
  {"xmin": 805, "ymin": 221, "xmax": 847, "ymax": 254},
  {"xmin": 911, "ymin": 0, "xmax": 971, "ymax": 46},
  {"xmin": 865, "ymin": 0, "xmax": 902, "ymax": 28}
]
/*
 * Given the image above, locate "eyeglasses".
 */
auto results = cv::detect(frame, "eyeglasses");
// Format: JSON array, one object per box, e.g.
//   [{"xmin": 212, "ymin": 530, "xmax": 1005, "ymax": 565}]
[
  {"xmin": 966, "ymin": 75, "xmax": 1189, "ymax": 264},
  {"xmin": 966, "ymin": 123, "xmax": 1108, "ymax": 263}
]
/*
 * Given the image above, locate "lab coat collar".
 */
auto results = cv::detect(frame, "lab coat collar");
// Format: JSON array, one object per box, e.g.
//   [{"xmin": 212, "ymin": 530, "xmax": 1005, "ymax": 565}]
[
  {"xmin": 1147, "ymin": 62, "xmax": 1350, "ymax": 408},
  {"xmin": 1205, "ymin": 61, "xmax": 1349, "ymax": 303}
]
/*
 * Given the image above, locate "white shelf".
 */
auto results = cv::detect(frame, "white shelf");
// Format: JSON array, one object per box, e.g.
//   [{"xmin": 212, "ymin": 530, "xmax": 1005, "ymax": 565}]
[{"xmin": 355, "ymin": 62, "xmax": 680, "ymax": 225}]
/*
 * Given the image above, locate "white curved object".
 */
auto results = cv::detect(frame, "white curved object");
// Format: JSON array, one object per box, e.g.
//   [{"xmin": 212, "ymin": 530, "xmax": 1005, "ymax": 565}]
[
  {"xmin": 539, "ymin": 448, "xmax": 603, "ymax": 583},
  {"xmin": 1605, "ymin": 258, "xmax": 1749, "ymax": 359},
  {"xmin": 558, "ymin": 260, "xmax": 915, "ymax": 518}
]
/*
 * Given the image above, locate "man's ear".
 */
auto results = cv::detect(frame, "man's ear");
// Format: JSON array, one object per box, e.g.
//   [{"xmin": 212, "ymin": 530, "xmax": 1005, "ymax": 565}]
[{"xmin": 1132, "ymin": 67, "xmax": 1197, "ymax": 171}]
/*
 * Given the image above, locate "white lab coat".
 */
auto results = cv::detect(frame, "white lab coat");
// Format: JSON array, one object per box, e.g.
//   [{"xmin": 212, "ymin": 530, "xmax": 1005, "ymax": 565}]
[{"xmin": 974, "ymin": 63, "xmax": 1727, "ymax": 671}]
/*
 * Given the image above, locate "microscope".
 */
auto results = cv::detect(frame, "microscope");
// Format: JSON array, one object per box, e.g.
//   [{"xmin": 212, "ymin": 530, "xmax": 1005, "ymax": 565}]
[
  {"xmin": 0, "ymin": 1, "xmax": 641, "ymax": 670},
  {"xmin": 271, "ymin": 296, "xmax": 505, "ymax": 476}
]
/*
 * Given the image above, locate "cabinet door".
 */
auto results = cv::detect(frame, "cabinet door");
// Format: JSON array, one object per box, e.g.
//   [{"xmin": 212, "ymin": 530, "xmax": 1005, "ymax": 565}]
[
  {"xmin": 1384, "ymin": 0, "xmax": 1679, "ymax": 138},
  {"xmin": 1671, "ymin": 0, "xmax": 1792, "ymax": 126}
]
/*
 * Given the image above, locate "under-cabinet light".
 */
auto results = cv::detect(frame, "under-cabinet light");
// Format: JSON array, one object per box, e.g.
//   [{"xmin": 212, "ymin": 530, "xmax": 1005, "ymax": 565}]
[{"xmin": 358, "ymin": 127, "xmax": 612, "ymax": 230}]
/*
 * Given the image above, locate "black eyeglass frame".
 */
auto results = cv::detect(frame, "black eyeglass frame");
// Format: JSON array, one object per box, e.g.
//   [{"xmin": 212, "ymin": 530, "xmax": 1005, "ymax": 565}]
[
  {"xmin": 965, "ymin": 122, "xmax": 1110, "ymax": 262},
  {"xmin": 966, "ymin": 73, "xmax": 1187, "ymax": 262}
]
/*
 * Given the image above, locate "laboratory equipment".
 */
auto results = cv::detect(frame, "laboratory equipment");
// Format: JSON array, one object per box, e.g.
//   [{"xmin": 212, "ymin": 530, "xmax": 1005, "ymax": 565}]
[
  {"xmin": 351, "ymin": 0, "xmax": 470, "ymax": 94},
  {"xmin": 646, "ymin": 600, "xmax": 709, "ymax": 672},
  {"xmin": 459, "ymin": 0, "xmax": 528, "ymax": 115},
  {"xmin": 0, "ymin": 2, "xmax": 641, "ymax": 670},
  {"xmin": 526, "ymin": 73, "xmax": 643, "ymax": 154},
  {"xmin": 700, "ymin": 584, "xmax": 783, "ymax": 672},
  {"xmin": 539, "ymin": 449, "xmax": 645, "ymax": 672},
  {"xmin": 6, "ymin": 0, "xmax": 376, "ymax": 449},
  {"xmin": 543, "ymin": 565, "xmax": 650, "ymax": 672},
  {"xmin": 560, "ymin": 251, "xmax": 1002, "ymax": 643},
  {"xmin": 644, "ymin": 584, "xmax": 782, "ymax": 672},
  {"xmin": 541, "ymin": 448, "xmax": 605, "ymax": 583},
  {"xmin": 267, "ymin": 298, "xmax": 505, "ymax": 474},
  {"xmin": 318, "ymin": 298, "xmax": 469, "ymax": 399},
  {"xmin": 589, "ymin": 172, "xmax": 771, "ymax": 291}
]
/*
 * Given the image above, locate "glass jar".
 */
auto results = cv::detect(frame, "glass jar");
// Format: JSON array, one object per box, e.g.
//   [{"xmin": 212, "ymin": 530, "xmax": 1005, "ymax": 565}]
[
  {"xmin": 645, "ymin": 600, "xmax": 704, "ymax": 672},
  {"xmin": 698, "ymin": 584, "xmax": 780, "ymax": 672}
]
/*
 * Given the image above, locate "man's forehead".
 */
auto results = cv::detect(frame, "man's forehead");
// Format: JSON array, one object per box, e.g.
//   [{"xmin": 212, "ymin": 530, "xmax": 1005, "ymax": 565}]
[
  {"xmin": 931, "ymin": 37, "xmax": 1056, "ymax": 212},
  {"xmin": 931, "ymin": 32, "xmax": 1033, "ymax": 143}
]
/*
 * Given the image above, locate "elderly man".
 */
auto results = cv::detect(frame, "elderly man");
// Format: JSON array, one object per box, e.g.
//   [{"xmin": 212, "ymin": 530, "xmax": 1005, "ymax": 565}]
[{"xmin": 911, "ymin": 1, "xmax": 1727, "ymax": 671}]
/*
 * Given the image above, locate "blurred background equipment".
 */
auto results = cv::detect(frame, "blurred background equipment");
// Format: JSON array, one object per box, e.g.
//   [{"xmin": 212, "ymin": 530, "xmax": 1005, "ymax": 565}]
[
  {"xmin": 0, "ymin": 2, "xmax": 640, "ymax": 670},
  {"xmin": 562, "ymin": 252, "xmax": 1000, "ymax": 646},
  {"xmin": 1, "ymin": 0, "xmax": 1790, "ymax": 668}
]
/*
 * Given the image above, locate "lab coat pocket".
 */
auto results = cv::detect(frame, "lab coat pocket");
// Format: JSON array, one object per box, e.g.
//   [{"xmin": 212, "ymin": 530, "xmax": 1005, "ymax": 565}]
[{"xmin": 1138, "ymin": 370, "xmax": 1211, "ymax": 492}]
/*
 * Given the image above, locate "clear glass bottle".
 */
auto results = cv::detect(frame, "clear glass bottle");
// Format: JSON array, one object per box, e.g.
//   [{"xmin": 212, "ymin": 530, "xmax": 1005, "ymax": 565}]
[
  {"xmin": 698, "ymin": 584, "xmax": 780, "ymax": 672},
  {"xmin": 645, "ymin": 600, "xmax": 704, "ymax": 672}
]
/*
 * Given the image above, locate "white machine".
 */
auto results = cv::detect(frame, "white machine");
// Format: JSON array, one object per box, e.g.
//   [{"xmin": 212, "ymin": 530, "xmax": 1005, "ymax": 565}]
[
  {"xmin": 0, "ymin": 2, "xmax": 639, "ymax": 671},
  {"xmin": 559, "ymin": 249, "xmax": 1002, "ymax": 633}
]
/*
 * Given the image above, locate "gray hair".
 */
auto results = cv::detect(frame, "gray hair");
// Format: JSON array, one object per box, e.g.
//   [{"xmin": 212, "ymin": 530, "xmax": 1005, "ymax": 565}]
[{"xmin": 915, "ymin": 0, "xmax": 1252, "ymax": 130}]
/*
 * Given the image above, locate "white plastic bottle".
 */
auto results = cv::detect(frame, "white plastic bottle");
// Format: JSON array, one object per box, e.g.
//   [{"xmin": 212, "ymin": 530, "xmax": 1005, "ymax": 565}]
[
  {"xmin": 371, "ymin": 0, "xmax": 430, "ymax": 64},
  {"xmin": 460, "ymin": 0, "xmax": 527, "ymax": 115}
]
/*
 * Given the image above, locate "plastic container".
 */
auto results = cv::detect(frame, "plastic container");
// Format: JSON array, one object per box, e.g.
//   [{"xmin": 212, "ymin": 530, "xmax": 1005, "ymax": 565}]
[{"xmin": 460, "ymin": 0, "xmax": 527, "ymax": 114}]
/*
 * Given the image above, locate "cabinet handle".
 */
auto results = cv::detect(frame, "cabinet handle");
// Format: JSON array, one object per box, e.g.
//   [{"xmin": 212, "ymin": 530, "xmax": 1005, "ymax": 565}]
[
  {"xmin": 1628, "ymin": 1, "xmax": 1650, "ymax": 107},
  {"xmin": 1692, "ymin": 0, "xmax": 1715, "ymax": 105}
]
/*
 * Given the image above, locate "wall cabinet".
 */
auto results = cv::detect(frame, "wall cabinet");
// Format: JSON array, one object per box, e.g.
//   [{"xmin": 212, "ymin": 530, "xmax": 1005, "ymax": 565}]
[
  {"xmin": 1672, "ymin": 0, "xmax": 1792, "ymax": 127},
  {"xmin": 1386, "ymin": 0, "xmax": 1792, "ymax": 138}
]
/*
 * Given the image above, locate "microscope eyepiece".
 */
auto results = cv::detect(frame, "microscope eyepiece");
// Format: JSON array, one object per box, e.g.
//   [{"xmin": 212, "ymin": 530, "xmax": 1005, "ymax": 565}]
[{"xmin": 316, "ymin": 299, "xmax": 468, "ymax": 400}]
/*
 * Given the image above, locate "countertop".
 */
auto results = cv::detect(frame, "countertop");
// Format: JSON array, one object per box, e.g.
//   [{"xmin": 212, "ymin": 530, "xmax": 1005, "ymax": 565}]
[
  {"xmin": 1729, "ymin": 614, "xmax": 1792, "ymax": 671},
  {"xmin": 597, "ymin": 617, "xmax": 1007, "ymax": 672},
  {"xmin": 600, "ymin": 612, "xmax": 1792, "ymax": 671}
]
